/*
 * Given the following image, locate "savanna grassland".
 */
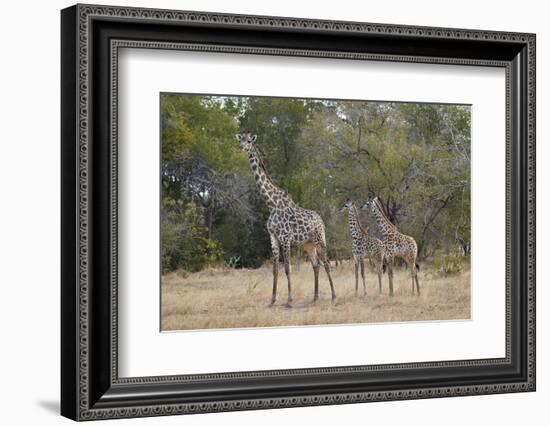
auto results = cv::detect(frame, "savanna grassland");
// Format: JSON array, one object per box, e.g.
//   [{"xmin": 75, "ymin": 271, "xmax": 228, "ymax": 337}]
[
  {"xmin": 160, "ymin": 95, "xmax": 472, "ymax": 330},
  {"xmin": 161, "ymin": 261, "xmax": 470, "ymax": 331}
]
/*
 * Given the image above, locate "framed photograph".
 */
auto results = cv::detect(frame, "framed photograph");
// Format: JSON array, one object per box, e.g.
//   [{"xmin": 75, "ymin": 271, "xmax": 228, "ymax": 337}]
[{"xmin": 61, "ymin": 4, "xmax": 536, "ymax": 421}]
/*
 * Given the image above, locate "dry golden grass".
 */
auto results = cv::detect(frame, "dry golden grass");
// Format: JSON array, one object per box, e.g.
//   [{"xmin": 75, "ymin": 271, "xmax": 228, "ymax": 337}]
[{"xmin": 161, "ymin": 261, "xmax": 470, "ymax": 331}]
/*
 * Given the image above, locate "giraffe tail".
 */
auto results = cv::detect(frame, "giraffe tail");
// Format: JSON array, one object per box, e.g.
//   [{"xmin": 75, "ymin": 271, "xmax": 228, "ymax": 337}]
[
  {"xmin": 382, "ymin": 257, "xmax": 388, "ymax": 274},
  {"xmin": 415, "ymin": 263, "xmax": 420, "ymax": 271}
]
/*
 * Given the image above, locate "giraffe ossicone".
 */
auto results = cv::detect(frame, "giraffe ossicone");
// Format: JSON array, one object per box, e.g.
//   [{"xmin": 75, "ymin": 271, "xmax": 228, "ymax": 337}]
[{"xmin": 236, "ymin": 132, "xmax": 337, "ymax": 306}]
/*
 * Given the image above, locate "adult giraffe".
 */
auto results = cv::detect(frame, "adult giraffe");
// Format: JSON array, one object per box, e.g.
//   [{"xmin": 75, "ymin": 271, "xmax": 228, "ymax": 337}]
[
  {"xmin": 236, "ymin": 132, "xmax": 336, "ymax": 306},
  {"xmin": 362, "ymin": 197, "xmax": 420, "ymax": 296}
]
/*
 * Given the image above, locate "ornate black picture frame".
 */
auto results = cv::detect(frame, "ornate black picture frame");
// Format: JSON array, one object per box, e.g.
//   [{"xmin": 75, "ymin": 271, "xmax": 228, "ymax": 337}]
[{"xmin": 61, "ymin": 3, "xmax": 536, "ymax": 421}]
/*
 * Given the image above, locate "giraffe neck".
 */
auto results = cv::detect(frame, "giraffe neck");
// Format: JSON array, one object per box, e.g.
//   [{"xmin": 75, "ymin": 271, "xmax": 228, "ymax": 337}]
[
  {"xmin": 347, "ymin": 205, "xmax": 368, "ymax": 239},
  {"xmin": 371, "ymin": 202, "xmax": 398, "ymax": 236},
  {"xmin": 247, "ymin": 144, "xmax": 294, "ymax": 210},
  {"xmin": 353, "ymin": 205, "xmax": 369, "ymax": 238}
]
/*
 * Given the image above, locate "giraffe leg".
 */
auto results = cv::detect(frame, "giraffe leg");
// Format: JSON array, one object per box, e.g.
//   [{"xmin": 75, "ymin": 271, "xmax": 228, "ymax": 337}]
[
  {"xmin": 304, "ymin": 244, "xmax": 320, "ymax": 302},
  {"xmin": 317, "ymin": 244, "xmax": 336, "ymax": 302},
  {"xmin": 282, "ymin": 242, "xmax": 293, "ymax": 307},
  {"xmin": 269, "ymin": 234, "xmax": 280, "ymax": 306},
  {"xmin": 414, "ymin": 260, "xmax": 420, "ymax": 295},
  {"xmin": 360, "ymin": 258, "xmax": 367, "ymax": 296},
  {"xmin": 411, "ymin": 264, "xmax": 414, "ymax": 295},
  {"xmin": 409, "ymin": 259, "xmax": 415, "ymax": 295},
  {"xmin": 387, "ymin": 257, "xmax": 394, "ymax": 297},
  {"xmin": 313, "ymin": 261, "xmax": 320, "ymax": 302},
  {"xmin": 354, "ymin": 258, "xmax": 359, "ymax": 296},
  {"xmin": 377, "ymin": 258, "xmax": 383, "ymax": 295},
  {"xmin": 271, "ymin": 257, "xmax": 278, "ymax": 305}
]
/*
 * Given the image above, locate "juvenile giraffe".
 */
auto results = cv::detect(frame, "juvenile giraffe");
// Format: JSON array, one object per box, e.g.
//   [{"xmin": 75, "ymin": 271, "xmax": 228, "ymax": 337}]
[
  {"xmin": 362, "ymin": 197, "xmax": 420, "ymax": 296},
  {"xmin": 236, "ymin": 132, "xmax": 336, "ymax": 306},
  {"xmin": 340, "ymin": 200, "xmax": 386, "ymax": 295}
]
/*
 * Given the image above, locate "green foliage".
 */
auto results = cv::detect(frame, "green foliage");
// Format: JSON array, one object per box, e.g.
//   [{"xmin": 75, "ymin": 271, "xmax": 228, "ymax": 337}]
[
  {"xmin": 239, "ymin": 97, "xmax": 316, "ymax": 187},
  {"xmin": 212, "ymin": 214, "xmax": 269, "ymax": 268},
  {"xmin": 161, "ymin": 200, "xmax": 223, "ymax": 273},
  {"xmin": 161, "ymin": 94, "xmax": 248, "ymax": 178},
  {"xmin": 160, "ymin": 94, "xmax": 471, "ymax": 273}
]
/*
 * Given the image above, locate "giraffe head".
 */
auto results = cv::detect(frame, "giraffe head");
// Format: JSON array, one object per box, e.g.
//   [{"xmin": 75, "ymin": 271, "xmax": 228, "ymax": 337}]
[
  {"xmin": 236, "ymin": 132, "xmax": 257, "ymax": 151},
  {"xmin": 362, "ymin": 196, "xmax": 397, "ymax": 233},
  {"xmin": 339, "ymin": 199, "xmax": 355, "ymax": 213},
  {"xmin": 360, "ymin": 197, "xmax": 378, "ymax": 214}
]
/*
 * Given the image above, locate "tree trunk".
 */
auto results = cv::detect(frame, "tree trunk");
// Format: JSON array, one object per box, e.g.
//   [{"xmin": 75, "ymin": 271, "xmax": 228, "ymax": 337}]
[{"xmin": 205, "ymin": 207, "xmax": 213, "ymax": 239}]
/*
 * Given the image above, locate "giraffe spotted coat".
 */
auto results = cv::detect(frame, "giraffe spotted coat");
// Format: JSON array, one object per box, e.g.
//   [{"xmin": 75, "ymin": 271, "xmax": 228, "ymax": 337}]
[
  {"xmin": 237, "ymin": 132, "xmax": 336, "ymax": 305},
  {"xmin": 362, "ymin": 197, "xmax": 420, "ymax": 296},
  {"xmin": 341, "ymin": 200, "xmax": 385, "ymax": 295}
]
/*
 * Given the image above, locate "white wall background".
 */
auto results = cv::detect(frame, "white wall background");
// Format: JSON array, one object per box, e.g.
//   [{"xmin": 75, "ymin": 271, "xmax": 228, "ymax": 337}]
[{"xmin": 0, "ymin": 0, "xmax": 546, "ymax": 424}]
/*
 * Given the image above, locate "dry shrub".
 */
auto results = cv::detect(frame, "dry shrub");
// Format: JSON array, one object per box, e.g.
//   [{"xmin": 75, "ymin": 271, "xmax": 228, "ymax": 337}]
[{"xmin": 432, "ymin": 247, "xmax": 465, "ymax": 275}]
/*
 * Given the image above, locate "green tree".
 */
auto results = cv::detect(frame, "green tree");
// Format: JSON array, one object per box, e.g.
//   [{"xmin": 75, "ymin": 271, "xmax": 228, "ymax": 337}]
[
  {"xmin": 160, "ymin": 94, "xmax": 471, "ymax": 272},
  {"xmin": 161, "ymin": 200, "xmax": 222, "ymax": 273}
]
